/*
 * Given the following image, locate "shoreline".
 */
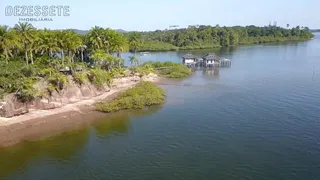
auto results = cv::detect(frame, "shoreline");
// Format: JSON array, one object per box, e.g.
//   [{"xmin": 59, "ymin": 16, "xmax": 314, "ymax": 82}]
[
  {"xmin": 0, "ymin": 75, "xmax": 161, "ymax": 147},
  {"xmin": 133, "ymin": 37, "xmax": 314, "ymax": 52}
]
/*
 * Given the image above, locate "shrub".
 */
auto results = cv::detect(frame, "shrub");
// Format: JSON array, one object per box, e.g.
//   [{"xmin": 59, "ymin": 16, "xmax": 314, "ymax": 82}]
[
  {"xmin": 96, "ymin": 81, "xmax": 165, "ymax": 113},
  {"xmin": 72, "ymin": 72, "xmax": 88, "ymax": 86},
  {"xmin": 0, "ymin": 61, "xmax": 40, "ymax": 102},
  {"xmin": 0, "ymin": 77, "xmax": 15, "ymax": 92},
  {"xmin": 0, "ymin": 61, "xmax": 24, "ymax": 79},
  {"xmin": 34, "ymin": 56, "xmax": 62, "ymax": 69},
  {"xmin": 47, "ymin": 72, "xmax": 68, "ymax": 91},
  {"xmin": 34, "ymin": 55, "xmax": 51, "ymax": 66},
  {"xmin": 20, "ymin": 65, "xmax": 39, "ymax": 77},
  {"xmin": 15, "ymin": 88, "xmax": 36, "ymax": 103},
  {"xmin": 38, "ymin": 67, "xmax": 57, "ymax": 77},
  {"xmin": 110, "ymin": 68, "xmax": 126, "ymax": 77},
  {"xmin": 87, "ymin": 69, "xmax": 112, "ymax": 88},
  {"xmin": 46, "ymin": 84, "xmax": 56, "ymax": 96},
  {"xmin": 161, "ymin": 65, "xmax": 192, "ymax": 78},
  {"xmin": 68, "ymin": 62, "xmax": 87, "ymax": 72},
  {"xmin": 0, "ymin": 88, "xmax": 5, "ymax": 100},
  {"xmin": 14, "ymin": 77, "xmax": 38, "ymax": 103},
  {"xmin": 130, "ymin": 64, "xmax": 154, "ymax": 76}
]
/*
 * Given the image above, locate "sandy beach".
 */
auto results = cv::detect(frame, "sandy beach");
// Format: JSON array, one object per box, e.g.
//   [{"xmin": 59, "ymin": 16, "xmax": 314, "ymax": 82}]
[{"xmin": 0, "ymin": 75, "xmax": 160, "ymax": 147}]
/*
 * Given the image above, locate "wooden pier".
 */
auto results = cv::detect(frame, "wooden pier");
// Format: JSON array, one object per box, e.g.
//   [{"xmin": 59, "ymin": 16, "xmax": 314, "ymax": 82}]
[{"xmin": 182, "ymin": 53, "xmax": 231, "ymax": 68}]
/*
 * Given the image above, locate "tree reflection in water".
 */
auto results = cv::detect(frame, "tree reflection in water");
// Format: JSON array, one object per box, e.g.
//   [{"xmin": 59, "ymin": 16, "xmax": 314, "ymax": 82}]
[
  {"xmin": 0, "ymin": 128, "xmax": 90, "ymax": 178},
  {"xmin": 0, "ymin": 105, "xmax": 162, "ymax": 179}
]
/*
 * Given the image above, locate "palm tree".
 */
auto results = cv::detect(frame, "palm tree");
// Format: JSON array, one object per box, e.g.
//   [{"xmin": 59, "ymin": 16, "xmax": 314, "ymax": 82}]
[
  {"xmin": 0, "ymin": 26, "xmax": 20, "ymax": 64},
  {"xmin": 29, "ymin": 30, "xmax": 39, "ymax": 64},
  {"xmin": 105, "ymin": 54, "xmax": 116, "ymax": 70},
  {"xmin": 80, "ymin": 45, "xmax": 87, "ymax": 62},
  {"xmin": 114, "ymin": 57, "xmax": 124, "ymax": 68},
  {"xmin": 86, "ymin": 26, "xmax": 105, "ymax": 51},
  {"xmin": 129, "ymin": 56, "xmax": 135, "ymax": 66},
  {"xmin": 103, "ymin": 29, "xmax": 113, "ymax": 54},
  {"xmin": 14, "ymin": 22, "xmax": 35, "ymax": 65},
  {"xmin": 111, "ymin": 32, "xmax": 128, "ymax": 58},
  {"xmin": 86, "ymin": 27, "xmax": 129, "ymax": 59},
  {"xmin": 129, "ymin": 56, "xmax": 141, "ymax": 66},
  {"xmin": 65, "ymin": 32, "xmax": 82, "ymax": 63},
  {"xmin": 128, "ymin": 32, "xmax": 143, "ymax": 56},
  {"xmin": 56, "ymin": 30, "xmax": 68, "ymax": 65},
  {"xmin": 90, "ymin": 49, "xmax": 111, "ymax": 70},
  {"xmin": 38, "ymin": 29, "xmax": 59, "ymax": 59}
]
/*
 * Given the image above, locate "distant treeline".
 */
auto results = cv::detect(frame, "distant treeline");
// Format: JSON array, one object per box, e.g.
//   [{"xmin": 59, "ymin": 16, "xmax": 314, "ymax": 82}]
[
  {"xmin": 127, "ymin": 25, "xmax": 314, "ymax": 51},
  {"xmin": 310, "ymin": 29, "xmax": 320, "ymax": 33}
]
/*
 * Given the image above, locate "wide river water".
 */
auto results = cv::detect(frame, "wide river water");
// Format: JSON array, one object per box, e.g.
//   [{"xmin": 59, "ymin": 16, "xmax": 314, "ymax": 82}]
[{"xmin": 1, "ymin": 34, "xmax": 320, "ymax": 180}]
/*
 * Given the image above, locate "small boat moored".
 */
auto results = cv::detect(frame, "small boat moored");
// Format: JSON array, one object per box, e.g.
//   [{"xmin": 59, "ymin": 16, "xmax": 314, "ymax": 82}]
[{"xmin": 140, "ymin": 52, "xmax": 151, "ymax": 56}]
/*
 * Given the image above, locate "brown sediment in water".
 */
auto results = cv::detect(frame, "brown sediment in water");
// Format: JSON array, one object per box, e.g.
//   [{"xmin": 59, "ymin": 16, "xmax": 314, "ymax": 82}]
[
  {"xmin": 0, "ymin": 75, "xmax": 162, "ymax": 147},
  {"xmin": 0, "ymin": 108, "xmax": 103, "ymax": 147}
]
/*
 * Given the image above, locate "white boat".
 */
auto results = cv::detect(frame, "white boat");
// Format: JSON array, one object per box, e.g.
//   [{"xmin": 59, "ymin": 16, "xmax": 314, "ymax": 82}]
[{"xmin": 140, "ymin": 52, "xmax": 151, "ymax": 56}]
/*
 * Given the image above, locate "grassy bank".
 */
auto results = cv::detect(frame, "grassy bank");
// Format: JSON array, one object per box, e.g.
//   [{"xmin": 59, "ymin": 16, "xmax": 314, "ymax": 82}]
[
  {"xmin": 96, "ymin": 81, "xmax": 165, "ymax": 113},
  {"xmin": 141, "ymin": 62, "xmax": 192, "ymax": 78}
]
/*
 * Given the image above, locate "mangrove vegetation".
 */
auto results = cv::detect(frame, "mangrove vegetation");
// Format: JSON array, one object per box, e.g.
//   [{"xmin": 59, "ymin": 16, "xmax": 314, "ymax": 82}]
[
  {"xmin": 129, "ymin": 25, "xmax": 314, "ymax": 51},
  {"xmin": 142, "ymin": 62, "xmax": 192, "ymax": 78},
  {"xmin": 96, "ymin": 81, "xmax": 166, "ymax": 113}
]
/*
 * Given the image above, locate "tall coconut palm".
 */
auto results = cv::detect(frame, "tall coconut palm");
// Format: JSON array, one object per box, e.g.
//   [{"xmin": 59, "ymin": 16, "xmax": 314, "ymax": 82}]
[
  {"xmin": 128, "ymin": 32, "xmax": 143, "ymax": 56},
  {"xmin": 111, "ymin": 32, "xmax": 128, "ymax": 58},
  {"xmin": 80, "ymin": 45, "xmax": 87, "ymax": 62},
  {"xmin": 65, "ymin": 32, "xmax": 83, "ymax": 63},
  {"xmin": 86, "ymin": 26, "xmax": 105, "ymax": 51},
  {"xmin": 41, "ymin": 30, "xmax": 59, "ymax": 58},
  {"xmin": 114, "ymin": 57, "xmax": 124, "ymax": 68},
  {"xmin": 103, "ymin": 29, "xmax": 113, "ymax": 54},
  {"xmin": 14, "ymin": 22, "xmax": 35, "ymax": 65},
  {"xmin": 29, "ymin": 30, "xmax": 41, "ymax": 64},
  {"xmin": 129, "ymin": 56, "xmax": 141, "ymax": 66},
  {"xmin": 104, "ymin": 29, "xmax": 127, "ymax": 54},
  {"xmin": 0, "ymin": 26, "xmax": 20, "ymax": 64},
  {"xmin": 56, "ymin": 30, "xmax": 68, "ymax": 65}
]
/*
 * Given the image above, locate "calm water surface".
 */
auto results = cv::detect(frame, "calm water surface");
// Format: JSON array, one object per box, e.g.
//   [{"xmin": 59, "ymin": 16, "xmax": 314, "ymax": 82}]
[{"xmin": 1, "ymin": 35, "xmax": 320, "ymax": 180}]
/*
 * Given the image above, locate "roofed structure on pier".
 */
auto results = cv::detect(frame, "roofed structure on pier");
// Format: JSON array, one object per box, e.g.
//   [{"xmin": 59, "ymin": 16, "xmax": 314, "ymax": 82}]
[
  {"xmin": 202, "ymin": 53, "xmax": 220, "ymax": 66},
  {"xmin": 182, "ymin": 53, "xmax": 198, "ymax": 64},
  {"xmin": 202, "ymin": 53, "xmax": 220, "ymax": 62}
]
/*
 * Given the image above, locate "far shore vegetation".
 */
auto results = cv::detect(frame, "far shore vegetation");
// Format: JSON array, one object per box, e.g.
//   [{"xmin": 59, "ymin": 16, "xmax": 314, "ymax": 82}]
[
  {"xmin": 131, "ymin": 25, "xmax": 314, "ymax": 52},
  {"xmin": 96, "ymin": 81, "xmax": 165, "ymax": 113},
  {"xmin": 0, "ymin": 22, "xmax": 314, "ymax": 104}
]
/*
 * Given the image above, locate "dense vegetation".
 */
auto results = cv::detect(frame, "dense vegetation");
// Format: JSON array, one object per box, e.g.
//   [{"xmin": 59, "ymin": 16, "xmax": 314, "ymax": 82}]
[
  {"xmin": 0, "ymin": 23, "xmax": 129, "ymax": 101},
  {"xmin": 127, "ymin": 25, "xmax": 314, "ymax": 51},
  {"xmin": 96, "ymin": 81, "xmax": 165, "ymax": 113}
]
